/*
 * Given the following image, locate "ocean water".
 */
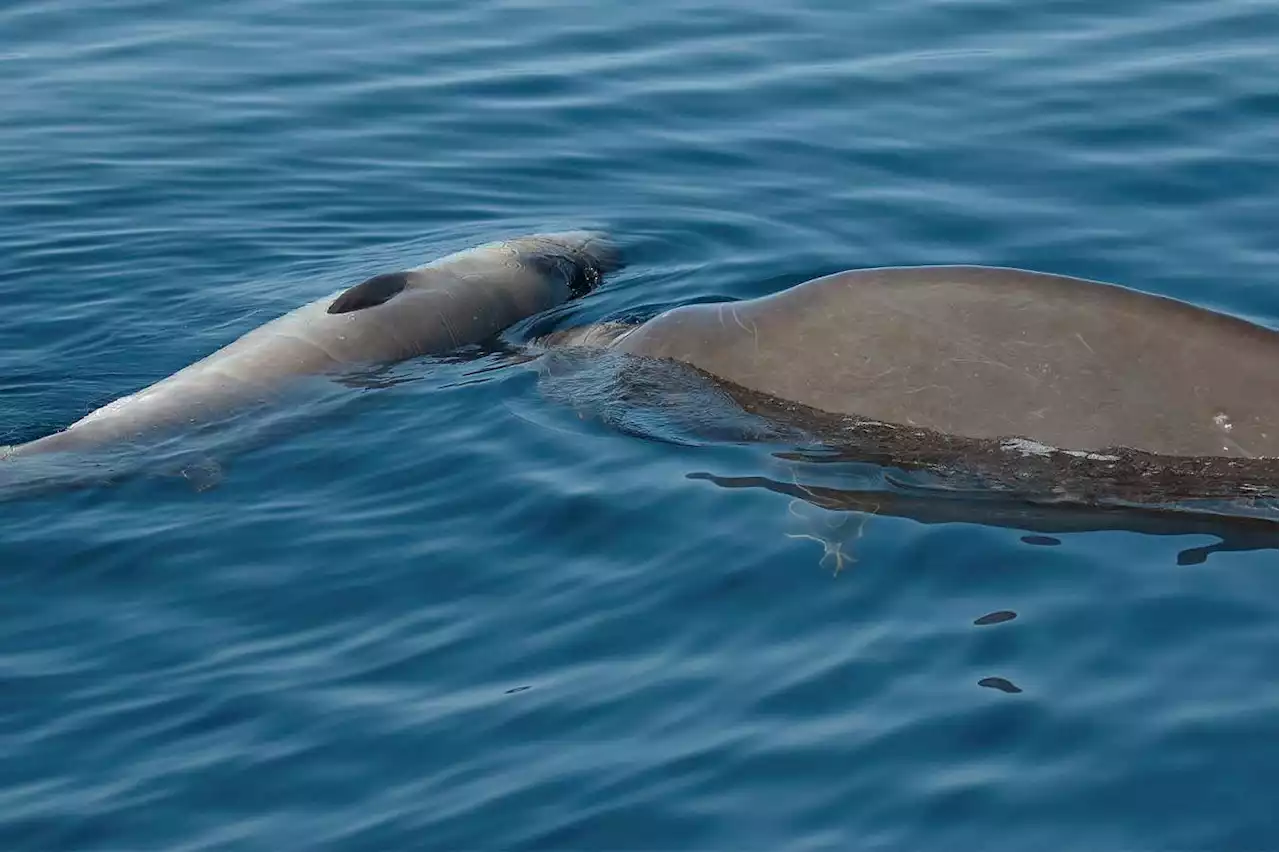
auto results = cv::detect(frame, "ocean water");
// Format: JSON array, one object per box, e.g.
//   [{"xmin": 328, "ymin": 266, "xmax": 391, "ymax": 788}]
[{"xmin": 0, "ymin": 0, "xmax": 1276, "ymax": 849}]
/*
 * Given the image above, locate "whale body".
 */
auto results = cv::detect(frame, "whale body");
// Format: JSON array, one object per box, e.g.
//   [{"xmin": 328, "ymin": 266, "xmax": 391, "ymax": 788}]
[
  {"xmin": 5, "ymin": 230, "xmax": 620, "ymax": 458},
  {"xmin": 543, "ymin": 265, "xmax": 1277, "ymax": 460}
]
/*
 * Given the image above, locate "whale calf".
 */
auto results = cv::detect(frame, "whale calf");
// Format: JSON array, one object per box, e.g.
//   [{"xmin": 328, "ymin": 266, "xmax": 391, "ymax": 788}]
[
  {"xmin": 5, "ymin": 230, "xmax": 620, "ymax": 458},
  {"xmin": 543, "ymin": 265, "xmax": 1276, "ymax": 459}
]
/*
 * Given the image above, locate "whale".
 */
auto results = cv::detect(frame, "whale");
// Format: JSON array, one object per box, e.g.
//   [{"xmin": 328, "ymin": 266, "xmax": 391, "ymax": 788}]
[
  {"xmin": 4, "ymin": 230, "xmax": 621, "ymax": 459},
  {"xmin": 537, "ymin": 265, "xmax": 1277, "ymax": 505},
  {"xmin": 541, "ymin": 265, "xmax": 1277, "ymax": 458}
]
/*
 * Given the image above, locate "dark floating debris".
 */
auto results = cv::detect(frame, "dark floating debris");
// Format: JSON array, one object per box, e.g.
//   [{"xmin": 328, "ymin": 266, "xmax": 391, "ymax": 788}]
[
  {"xmin": 978, "ymin": 676, "xmax": 1023, "ymax": 694},
  {"xmin": 1021, "ymin": 534, "xmax": 1062, "ymax": 546},
  {"xmin": 504, "ymin": 685, "xmax": 532, "ymax": 695},
  {"xmin": 974, "ymin": 610, "xmax": 1017, "ymax": 626}
]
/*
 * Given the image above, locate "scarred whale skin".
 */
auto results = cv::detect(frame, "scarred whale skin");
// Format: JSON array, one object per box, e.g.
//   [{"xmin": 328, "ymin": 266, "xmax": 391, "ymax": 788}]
[
  {"xmin": 544, "ymin": 265, "xmax": 1277, "ymax": 459},
  {"xmin": 6, "ymin": 230, "xmax": 620, "ymax": 458}
]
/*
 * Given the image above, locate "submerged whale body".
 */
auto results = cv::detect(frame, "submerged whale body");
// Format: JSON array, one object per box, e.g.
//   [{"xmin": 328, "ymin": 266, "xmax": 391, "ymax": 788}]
[
  {"xmin": 539, "ymin": 265, "xmax": 1278, "ymax": 505},
  {"xmin": 5, "ymin": 230, "xmax": 621, "ymax": 458}
]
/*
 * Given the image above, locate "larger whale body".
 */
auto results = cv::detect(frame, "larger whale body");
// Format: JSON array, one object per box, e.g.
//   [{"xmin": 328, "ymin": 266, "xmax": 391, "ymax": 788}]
[
  {"xmin": 546, "ymin": 265, "xmax": 1277, "ymax": 458},
  {"xmin": 5, "ymin": 230, "xmax": 620, "ymax": 458}
]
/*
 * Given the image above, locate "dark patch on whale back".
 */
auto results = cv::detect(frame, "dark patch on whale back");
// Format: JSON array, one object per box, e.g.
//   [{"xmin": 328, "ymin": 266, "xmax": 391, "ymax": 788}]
[{"xmin": 327, "ymin": 271, "xmax": 412, "ymax": 314}]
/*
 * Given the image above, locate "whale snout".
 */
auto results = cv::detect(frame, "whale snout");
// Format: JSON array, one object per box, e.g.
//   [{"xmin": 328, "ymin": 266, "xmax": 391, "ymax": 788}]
[
  {"xmin": 573, "ymin": 231, "xmax": 624, "ymax": 277},
  {"xmin": 529, "ymin": 230, "xmax": 624, "ymax": 299},
  {"xmin": 538, "ymin": 229, "xmax": 621, "ymax": 273}
]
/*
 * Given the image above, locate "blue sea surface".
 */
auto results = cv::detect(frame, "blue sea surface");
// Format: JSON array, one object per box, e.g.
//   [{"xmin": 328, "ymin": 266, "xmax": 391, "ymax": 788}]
[{"xmin": 0, "ymin": 0, "xmax": 1276, "ymax": 849}]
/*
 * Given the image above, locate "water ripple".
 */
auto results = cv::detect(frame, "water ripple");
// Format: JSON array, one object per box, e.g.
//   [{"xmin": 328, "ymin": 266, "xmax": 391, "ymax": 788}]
[{"xmin": 0, "ymin": 0, "xmax": 1275, "ymax": 848}]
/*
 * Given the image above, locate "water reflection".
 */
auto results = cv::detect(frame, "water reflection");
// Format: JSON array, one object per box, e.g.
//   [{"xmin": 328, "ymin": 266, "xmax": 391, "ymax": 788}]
[
  {"xmin": 978, "ymin": 677, "xmax": 1024, "ymax": 694},
  {"xmin": 688, "ymin": 471, "xmax": 1278, "ymax": 566}
]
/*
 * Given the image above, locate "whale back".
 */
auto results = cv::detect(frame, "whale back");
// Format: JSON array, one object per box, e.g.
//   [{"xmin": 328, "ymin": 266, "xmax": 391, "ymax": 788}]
[{"xmin": 609, "ymin": 266, "xmax": 1277, "ymax": 458}]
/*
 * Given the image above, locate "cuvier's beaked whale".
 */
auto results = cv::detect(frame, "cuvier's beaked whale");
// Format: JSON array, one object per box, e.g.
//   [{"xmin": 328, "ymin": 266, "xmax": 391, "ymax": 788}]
[
  {"xmin": 4, "ymin": 230, "xmax": 620, "ymax": 458},
  {"xmin": 540, "ymin": 265, "xmax": 1277, "ymax": 461}
]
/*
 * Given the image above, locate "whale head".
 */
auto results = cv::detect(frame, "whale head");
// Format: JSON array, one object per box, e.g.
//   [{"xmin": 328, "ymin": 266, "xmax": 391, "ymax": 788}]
[
  {"xmin": 519, "ymin": 230, "xmax": 624, "ymax": 299},
  {"xmin": 566, "ymin": 230, "xmax": 624, "ymax": 278}
]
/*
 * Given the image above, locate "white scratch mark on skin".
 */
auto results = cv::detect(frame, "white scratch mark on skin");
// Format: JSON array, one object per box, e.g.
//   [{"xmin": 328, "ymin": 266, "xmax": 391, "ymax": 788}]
[
  {"xmin": 950, "ymin": 348, "xmax": 1043, "ymax": 388},
  {"xmin": 950, "ymin": 357, "xmax": 1014, "ymax": 370},
  {"xmin": 901, "ymin": 383, "xmax": 949, "ymax": 396},
  {"xmin": 729, "ymin": 305, "xmax": 759, "ymax": 354},
  {"xmin": 862, "ymin": 294, "xmax": 1048, "ymax": 389},
  {"xmin": 439, "ymin": 313, "xmax": 461, "ymax": 348},
  {"xmin": 1075, "ymin": 333, "xmax": 1095, "ymax": 354},
  {"xmin": 1212, "ymin": 413, "xmax": 1252, "ymax": 456}
]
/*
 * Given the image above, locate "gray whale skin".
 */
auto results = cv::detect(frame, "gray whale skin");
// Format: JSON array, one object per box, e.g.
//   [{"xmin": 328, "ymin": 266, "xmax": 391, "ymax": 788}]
[
  {"xmin": 540, "ymin": 265, "xmax": 1277, "ymax": 505},
  {"xmin": 4, "ymin": 230, "xmax": 620, "ymax": 458}
]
